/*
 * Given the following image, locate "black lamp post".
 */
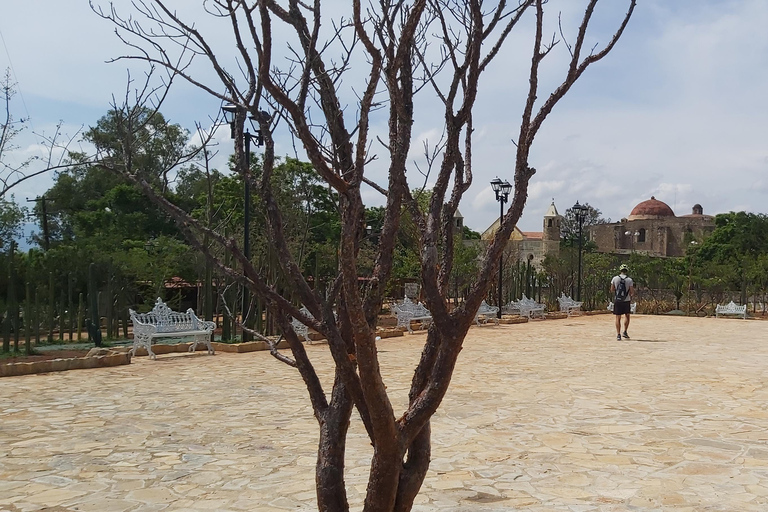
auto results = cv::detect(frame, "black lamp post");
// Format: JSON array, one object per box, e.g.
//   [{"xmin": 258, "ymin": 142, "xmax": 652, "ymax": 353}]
[
  {"xmin": 687, "ymin": 240, "xmax": 698, "ymax": 315},
  {"xmin": 222, "ymin": 103, "xmax": 269, "ymax": 341},
  {"xmin": 491, "ymin": 177, "xmax": 513, "ymax": 318},
  {"xmin": 573, "ymin": 201, "xmax": 589, "ymax": 301}
]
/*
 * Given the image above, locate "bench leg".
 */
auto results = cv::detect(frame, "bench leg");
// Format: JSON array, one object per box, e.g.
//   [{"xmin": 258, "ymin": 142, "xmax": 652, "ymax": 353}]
[
  {"xmin": 398, "ymin": 316, "xmax": 414, "ymax": 334},
  {"xmin": 130, "ymin": 332, "xmax": 156, "ymax": 360},
  {"xmin": 190, "ymin": 333, "xmax": 215, "ymax": 355}
]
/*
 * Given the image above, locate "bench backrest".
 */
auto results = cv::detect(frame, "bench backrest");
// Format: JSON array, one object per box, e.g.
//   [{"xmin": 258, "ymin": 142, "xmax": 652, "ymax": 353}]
[
  {"xmin": 393, "ymin": 297, "xmax": 430, "ymax": 317},
  {"xmin": 558, "ymin": 294, "xmax": 582, "ymax": 307},
  {"xmin": 477, "ymin": 300, "xmax": 498, "ymax": 314},
  {"xmin": 716, "ymin": 301, "xmax": 746, "ymax": 313},
  {"xmin": 130, "ymin": 298, "xmax": 202, "ymax": 332},
  {"xmin": 520, "ymin": 295, "xmax": 544, "ymax": 308}
]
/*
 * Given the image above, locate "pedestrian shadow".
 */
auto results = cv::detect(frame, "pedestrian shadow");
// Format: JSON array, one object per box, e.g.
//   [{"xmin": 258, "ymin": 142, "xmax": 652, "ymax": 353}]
[{"xmin": 634, "ymin": 338, "xmax": 668, "ymax": 343}]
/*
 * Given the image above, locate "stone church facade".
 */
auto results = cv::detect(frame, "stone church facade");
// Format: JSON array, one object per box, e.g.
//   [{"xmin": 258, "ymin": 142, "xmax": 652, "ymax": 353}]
[
  {"xmin": 480, "ymin": 201, "xmax": 562, "ymax": 267},
  {"xmin": 588, "ymin": 197, "xmax": 716, "ymax": 257}
]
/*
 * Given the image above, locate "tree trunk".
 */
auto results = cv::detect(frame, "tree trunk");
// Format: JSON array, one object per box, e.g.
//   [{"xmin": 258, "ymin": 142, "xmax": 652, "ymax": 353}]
[
  {"xmin": 363, "ymin": 447, "xmax": 403, "ymax": 512},
  {"xmin": 394, "ymin": 423, "xmax": 431, "ymax": 512},
  {"xmin": 316, "ymin": 377, "xmax": 354, "ymax": 512}
]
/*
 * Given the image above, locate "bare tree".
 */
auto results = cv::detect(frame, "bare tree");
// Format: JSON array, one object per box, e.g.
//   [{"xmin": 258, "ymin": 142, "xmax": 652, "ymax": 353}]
[
  {"xmin": 0, "ymin": 68, "xmax": 84, "ymax": 199},
  {"xmin": 93, "ymin": 0, "xmax": 636, "ymax": 510}
]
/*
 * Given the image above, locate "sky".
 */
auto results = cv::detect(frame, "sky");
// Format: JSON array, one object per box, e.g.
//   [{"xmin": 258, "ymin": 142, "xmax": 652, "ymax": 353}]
[{"xmin": 2, "ymin": 0, "xmax": 767, "ymax": 243}]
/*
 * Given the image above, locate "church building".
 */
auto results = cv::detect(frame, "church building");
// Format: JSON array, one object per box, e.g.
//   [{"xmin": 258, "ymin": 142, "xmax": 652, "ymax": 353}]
[
  {"xmin": 588, "ymin": 197, "xmax": 715, "ymax": 257},
  {"xmin": 480, "ymin": 200, "xmax": 562, "ymax": 267}
]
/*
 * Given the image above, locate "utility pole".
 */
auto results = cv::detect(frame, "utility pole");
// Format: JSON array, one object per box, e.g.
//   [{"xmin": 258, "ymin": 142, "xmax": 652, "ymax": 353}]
[{"xmin": 26, "ymin": 196, "xmax": 50, "ymax": 251}]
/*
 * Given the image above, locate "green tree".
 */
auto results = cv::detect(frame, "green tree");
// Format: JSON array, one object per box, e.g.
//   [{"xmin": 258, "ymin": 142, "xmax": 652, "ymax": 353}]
[
  {"xmin": 581, "ymin": 252, "xmax": 615, "ymax": 310},
  {"xmin": 661, "ymin": 257, "xmax": 687, "ymax": 311},
  {"xmin": 0, "ymin": 196, "xmax": 25, "ymax": 249},
  {"xmin": 561, "ymin": 203, "xmax": 609, "ymax": 245},
  {"xmin": 696, "ymin": 212, "xmax": 768, "ymax": 303},
  {"xmin": 23, "ymin": 107, "xmax": 204, "ymax": 317},
  {"xmin": 449, "ymin": 237, "xmax": 480, "ymax": 303}
]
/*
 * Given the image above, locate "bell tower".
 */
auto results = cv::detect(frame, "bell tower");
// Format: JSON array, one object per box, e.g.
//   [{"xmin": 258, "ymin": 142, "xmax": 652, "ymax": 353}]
[{"xmin": 543, "ymin": 200, "xmax": 561, "ymax": 256}]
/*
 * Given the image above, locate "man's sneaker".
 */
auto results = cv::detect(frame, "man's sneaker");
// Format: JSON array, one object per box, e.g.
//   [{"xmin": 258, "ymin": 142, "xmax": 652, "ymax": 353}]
[
  {"xmin": 622, "ymin": 332, "xmax": 630, "ymax": 339},
  {"xmin": 616, "ymin": 334, "xmax": 622, "ymax": 341}
]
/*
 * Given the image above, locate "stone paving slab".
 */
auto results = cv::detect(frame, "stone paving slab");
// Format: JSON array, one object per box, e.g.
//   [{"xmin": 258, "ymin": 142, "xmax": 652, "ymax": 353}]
[{"xmin": 1, "ymin": 315, "xmax": 767, "ymax": 511}]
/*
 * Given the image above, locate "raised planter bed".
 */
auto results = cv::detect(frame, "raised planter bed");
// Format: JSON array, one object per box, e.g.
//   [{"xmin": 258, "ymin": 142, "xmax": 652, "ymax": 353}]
[
  {"xmin": 1, "ymin": 350, "xmax": 131, "ymax": 378},
  {"xmin": 1, "ymin": 325, "xmax": 409, "ymax": 376},
  {"xmin": 499, "ymin": 315, "xmax": 529, "ymax": 324}
]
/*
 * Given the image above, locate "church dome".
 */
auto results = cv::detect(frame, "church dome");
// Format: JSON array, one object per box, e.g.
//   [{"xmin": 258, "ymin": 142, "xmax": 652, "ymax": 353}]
[{"xmin": 628, "ymin": 196, "xmax": 675, "ymax": 220}]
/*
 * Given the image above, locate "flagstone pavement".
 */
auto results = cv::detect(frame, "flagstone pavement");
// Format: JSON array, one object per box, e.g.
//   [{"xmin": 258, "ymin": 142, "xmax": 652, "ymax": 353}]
[{"xmin": 2, "ymin": 314, "xmax": 768, "ymax": 511}]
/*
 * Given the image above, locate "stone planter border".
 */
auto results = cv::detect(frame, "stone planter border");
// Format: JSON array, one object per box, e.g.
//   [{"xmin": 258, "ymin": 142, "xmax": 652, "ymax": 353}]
[{"xmin": 0, "ymin": 352, "xmax": 131, "ymax": 378}]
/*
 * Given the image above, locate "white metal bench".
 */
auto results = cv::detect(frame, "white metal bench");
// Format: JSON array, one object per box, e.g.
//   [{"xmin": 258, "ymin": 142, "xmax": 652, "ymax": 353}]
[
  {"xmin": 504, "ymin": 295, "xmax": 546, "ymax": 319},
  {"xmin": 557, "ymin": 294, "xmax": 583, "ymax": 316},
  {"xmin": 392, "ymin": 297, "xmax": 432, "ymax": 333},
  {"xmin": 475, "ymin": 300, "xmax": 499, "ymax": 325},
  {"xmin": 129, "ymin": 298, "xmax": 216, "ymax": 360},
  {"xmin": 608, "ymin": 301, "xmax": 637, "ymax": 314},
  {"xmin": 291, "ymin": 306, "xmax": 314, "ymax": 342},
  {"xmin": 715, "ymin": 301, "xmax": 747, "ymax": 319}
]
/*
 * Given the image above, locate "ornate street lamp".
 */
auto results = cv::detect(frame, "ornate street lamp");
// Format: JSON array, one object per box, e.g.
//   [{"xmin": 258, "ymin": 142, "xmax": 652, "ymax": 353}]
[
  {"xmin": 572, "ymin": 201, "xmax": 589, "ymax": 301},
  {"xmin": 491, "ymin": 177, "xmax": 513, "ymax": 318},
  {"xmin": 222, "ymin": 103, "xmax": 270, "ymax": 341},
  {"xmin": 687, "ymin": 240, "xmax": 698, "ymax": 315}
]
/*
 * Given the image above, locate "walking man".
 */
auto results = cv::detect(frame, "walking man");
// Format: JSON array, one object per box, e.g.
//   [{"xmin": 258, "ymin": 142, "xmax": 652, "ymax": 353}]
[{"xmin": 610, "ymin": 263, "xmax": 634, "ymax": 340}]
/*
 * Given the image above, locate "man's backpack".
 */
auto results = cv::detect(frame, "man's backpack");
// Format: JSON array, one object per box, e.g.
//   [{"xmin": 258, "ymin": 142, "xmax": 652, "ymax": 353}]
[{"xmin": 615, "ymin": 277, "xmax": 628, "ymax": 302}]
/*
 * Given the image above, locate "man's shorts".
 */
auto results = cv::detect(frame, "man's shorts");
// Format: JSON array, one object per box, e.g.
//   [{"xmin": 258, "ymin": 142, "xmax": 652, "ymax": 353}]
[{"xmin": 613, "ymin": 301, "xmax": 631, "ymax": 315}]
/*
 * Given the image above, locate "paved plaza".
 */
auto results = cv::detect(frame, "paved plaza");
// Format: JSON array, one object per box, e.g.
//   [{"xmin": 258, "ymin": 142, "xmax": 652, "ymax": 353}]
[{"xmin": 1, "ymin": 314, "xmax": 768, "ymax": 511}]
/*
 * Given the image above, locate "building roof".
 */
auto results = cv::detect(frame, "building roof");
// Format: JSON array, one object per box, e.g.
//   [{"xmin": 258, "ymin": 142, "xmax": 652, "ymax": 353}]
[
  {"xmin": 544, "ymin": 201, "xmax": 560, "ymax": 218},
  {"xmin": 679, "ymin": 204, "xmax": 714, "ymax": 219},
  {"xmin": 628, "ymin": 196, "xmax": 675, "ymax": 220},
  {"xmin": 480, "ymin": 219, "xmax": 526, "ymax": 241},
  {"xmin": 522, "ymin": 232, "xmax": 543, "ymax": 240}
]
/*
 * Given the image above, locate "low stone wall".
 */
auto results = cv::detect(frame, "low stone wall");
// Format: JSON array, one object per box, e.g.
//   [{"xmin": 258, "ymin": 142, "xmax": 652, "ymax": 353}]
[
  {"xmin": 112, "ymin": 343, "xmax": 201, "ymax": 357},
  {"xmin": 378, "ymin": 328, "xmax": 405, "ymax": 338},
  {"xmin": 0, "ymin": 351, "xmax": 131, "ymax": 378},
  {"xmin": 499, "ymin": 315, "xmax": 529, "ymax": 324},
  {"xmin": 212, "ymin": 340, "xmax": 288, "ymax": 353}
]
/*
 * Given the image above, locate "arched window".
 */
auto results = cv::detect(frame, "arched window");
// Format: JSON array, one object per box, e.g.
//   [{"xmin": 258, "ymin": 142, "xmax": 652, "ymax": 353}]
[
  {"xmin": 638, "ymin": 228, "xmax": 646, "ymax": 243},
  {"xmin": 547, "ymin": 218, "xmax": 553, "ymax": 227}
]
